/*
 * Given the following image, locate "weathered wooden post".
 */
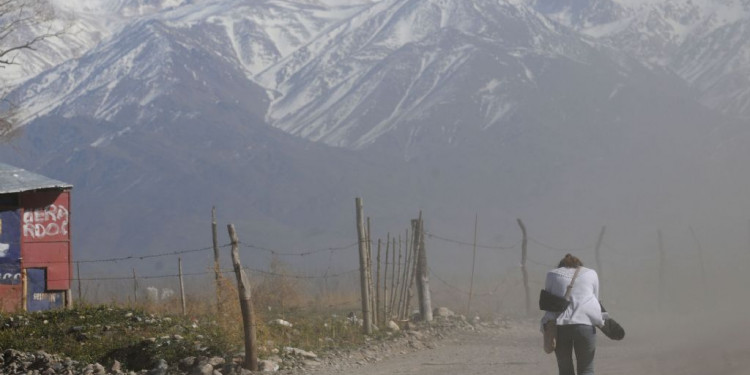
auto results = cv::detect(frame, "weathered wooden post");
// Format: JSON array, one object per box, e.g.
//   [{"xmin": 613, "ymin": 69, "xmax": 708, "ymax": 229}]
[
  {"xmin": 178, "ymin": 257, "xmax": 186, "ymax": 315},
  {"xmin": 76, "ymin": 261, "xmax": 82, "ymax": 303},
  {"xmin": 212, "ymin": 207, "xmax": 222, "ymax": 314},
  {"xmin": 227, "ymin": 224, "xmax": 258, "ymax": 371},
  {"xmin": 375, "ymin": 239, "xmax": 382, "ymax": 326},
  {"xmin": 355, "ymin": 198, "xmax": 373, "ymax": 334},
  {"xmin": 132, "ymin": 268, "xmax": 138, "ymax": 305},
  {"xmin": 21, "ymin": 268, "xmax": 28, "ymax": 311},
  {"xmin": 366, "ymin": 217, "xmax": 376, "ymax": 327},
  {"xmin": 389, "ymin": 236, "xmax": 399, "ymax": 318},
  {"xmin": 594, "ymin": 226, "xmax": 605, "ymax": 296},
  {"xmin": 658, "ymin": 229, "xmax": 665, "ymax": 311},
  {"xmin": 415, "ymin": 213, "xmax": 433, "ymax": 322},
  {"xmin": 383, "ymin": 234, "xmax": 390, "ymax": 321},
  {"xmin": 467, "ymin": 213, "xmax": 478, "ymax": 315},
  {"xmin": 404, "ymin": 222, "xmax": 418, "ymax": 320},
  {"xmin": 517, "ymin": 218, "xmax": 530, "ymax": 316}
]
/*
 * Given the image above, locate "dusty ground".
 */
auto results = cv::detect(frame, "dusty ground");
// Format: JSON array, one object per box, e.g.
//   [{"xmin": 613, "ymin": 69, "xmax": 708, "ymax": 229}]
[{"xmin": 305, "ymin": 311, "xmax": 750, "ymax": 375}]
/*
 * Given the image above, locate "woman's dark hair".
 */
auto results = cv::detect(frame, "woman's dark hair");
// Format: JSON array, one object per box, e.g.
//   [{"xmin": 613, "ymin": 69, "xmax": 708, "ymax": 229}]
[{"xmin": 558, "ymin": 253, "xmax": 583, "ymax": 268}]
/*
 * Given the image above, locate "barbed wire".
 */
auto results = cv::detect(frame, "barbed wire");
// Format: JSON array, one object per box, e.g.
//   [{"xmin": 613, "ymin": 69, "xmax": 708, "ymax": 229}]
[
  {"xmin": 238, "ymin": 241, "xmax": 358, "ymax": 256},
  {"xmin": 424, "ymin": 232, "xmax": 519, "ymax": 250},
  {"xmin": 51, "ymin": 265, "xmax": 359, "ymax": 283},
  {"xmin": 75, "ymin": 244, "xmax": 232, "ymax": 264},
  {"xmin": 427, "ymin": 266, "xmax": 511, "ymax": 297},
  {"xmin": 528, "ymin": 237, "xmax": 592, "ymax": 253}
]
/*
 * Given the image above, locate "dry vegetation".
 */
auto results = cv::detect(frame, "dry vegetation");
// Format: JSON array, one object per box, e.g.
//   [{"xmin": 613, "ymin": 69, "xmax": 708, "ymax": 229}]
[{"xmin": 0, "ymin": 262, "xmax": 385, "ymax": 373}]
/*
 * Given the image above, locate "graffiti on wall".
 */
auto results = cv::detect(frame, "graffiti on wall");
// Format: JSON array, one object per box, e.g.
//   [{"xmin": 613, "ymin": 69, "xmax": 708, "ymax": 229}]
[
  {"xmin": 0, "ymin": 210, "xmax": 21, "ymax": 285},
  {"xmin": 23, "ymin": 204, "xmax": 69, "ymax": 240}
]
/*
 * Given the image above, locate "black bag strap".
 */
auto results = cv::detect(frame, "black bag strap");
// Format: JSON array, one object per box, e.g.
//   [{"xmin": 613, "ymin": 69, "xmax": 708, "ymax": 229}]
[{"xmin": 564, "ymin": 267, "xmax": 581, "ymax": 301}]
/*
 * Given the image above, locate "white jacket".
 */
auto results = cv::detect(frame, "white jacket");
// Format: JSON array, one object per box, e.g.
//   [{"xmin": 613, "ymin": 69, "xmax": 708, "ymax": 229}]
[{"xmin": 541, "ymin": 266, "xmax": 605, "ymax": 327}]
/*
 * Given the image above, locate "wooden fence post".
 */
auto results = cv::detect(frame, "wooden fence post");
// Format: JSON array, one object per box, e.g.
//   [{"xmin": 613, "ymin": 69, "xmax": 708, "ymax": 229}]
[
  {"xmin": 415, "ymin": 213, "xmax": 432, "ymax": 322},
  {"xmin": 375, "ymin": 239, "xmax": 382, "ymax": 326},
  {"xmin": 132, "ymin": 269, "xmax": 138, "ymax": 305},
  {"xmin": 389, "ymin": 236, "xmax": 398, "ymax": 318},
  {"xmin": 383, "ymin": 234, "xmax": 389, "ymax": 321},
  {"xmin": 594, "ymin": 226, "xmax": 605, "ymax": 296},
  {"xmin": 76, "ymin": 261, "xmax": 82, "ymax": 303},
  {"xmin": 658, "ymin": 229, "xmax": 665, "ymax": 311},
  {"xmin": 212, "ymin": 207, "xmax": 222, "ymax": 314},
  {"xmin": 467, "ymin": 213, "xmax": 478, "ymax": 315},
  {"xmin": 366, "ymin": 217, "xmax": 376, "ymax": 327},
  {"xmin": 517, "ymin": 218, "xmax": 530, "ymax": 316},
  {"xmin": 355, "ymin": 198, "xmax": 373, "ymax": 334},
  {"xmin": 404, "ymin": 222, "xmax": 418, "ymax": 320},
  {"xmin": 21, "ymin": 268, "xmax": 28, "ymax": 311},
  {"xmin": 178, "ymin": 257, "xmax": 186, "ymax": 316},
  {"xmin": 228, "ymin": 224, "xmax": 258, "ymax": 371}
]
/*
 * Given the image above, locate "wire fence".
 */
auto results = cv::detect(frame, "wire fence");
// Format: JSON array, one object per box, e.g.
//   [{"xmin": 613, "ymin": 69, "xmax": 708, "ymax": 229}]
[{"xmin": 34, "ymin": 216, "xmax": 691, "ymax": 319}]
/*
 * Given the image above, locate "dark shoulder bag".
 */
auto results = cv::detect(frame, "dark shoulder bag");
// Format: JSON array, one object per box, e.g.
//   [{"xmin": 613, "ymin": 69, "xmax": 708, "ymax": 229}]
[{"xmin": 539, "ymin": 267, "xmax": 581, "ymax": 312}]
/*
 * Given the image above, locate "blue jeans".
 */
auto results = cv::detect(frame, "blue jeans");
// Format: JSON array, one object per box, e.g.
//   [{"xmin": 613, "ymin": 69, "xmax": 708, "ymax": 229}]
[{"xmin": 555, "ymin": 324, "xmax": 596, "ymax": 375}]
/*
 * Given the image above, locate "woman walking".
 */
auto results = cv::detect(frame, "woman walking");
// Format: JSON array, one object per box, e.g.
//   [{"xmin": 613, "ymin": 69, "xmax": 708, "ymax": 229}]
[{"xmin": 542, "ymin": 254, "xmax": 605, "ymax": 375}]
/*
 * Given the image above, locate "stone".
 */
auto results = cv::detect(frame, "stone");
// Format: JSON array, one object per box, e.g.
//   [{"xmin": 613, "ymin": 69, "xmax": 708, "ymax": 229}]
[
  {"xmin": 92, "ymin": 363, "xmax": 107, "ymax": 375},
  {"xmin": 178, "ymin": 357, "xmax": 196, "ymax": 370},
  {"xmin": 147, "ymin": 359, "xmax": 168, "ymax": 375},
  {"xmin": 283, "ymin": 347, "xmax": 317, "ymax": 359},
  {"xmin": 433, "ymin": 307, "xmax": 455, "ymax": 318},
  {"xmin": 268, "ymin": 319, "xmax": 293, "ymax": 328},
  {"xmin": 191, "ymin": 363, "xmax": 213, "ymax": 375},
  {"xmin": 111, "ymin": 360, "xmax": 122, "ymax": 373},
  {"xmin": 258, "ymin": 360, "xmax": 279, "ymax": 372},
  {"xmin": 207, "ymin": 357, "xmax": 225, "ymax": 367},
  {"xmin": 386, "ymin": 321, "xmax": 400, "ymax": 332}
]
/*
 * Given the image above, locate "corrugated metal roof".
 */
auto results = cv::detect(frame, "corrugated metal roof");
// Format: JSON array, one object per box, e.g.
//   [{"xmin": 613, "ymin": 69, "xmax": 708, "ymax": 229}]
[{"xmin": 0, "ymin": 162, "xmax": 72, "ymax": 194}]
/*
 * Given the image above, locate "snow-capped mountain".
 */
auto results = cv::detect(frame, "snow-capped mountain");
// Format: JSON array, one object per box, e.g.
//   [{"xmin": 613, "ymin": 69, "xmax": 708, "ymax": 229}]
[{"xmin": 530, "ymin": 0, "xmax": 750, "ymax": 118}]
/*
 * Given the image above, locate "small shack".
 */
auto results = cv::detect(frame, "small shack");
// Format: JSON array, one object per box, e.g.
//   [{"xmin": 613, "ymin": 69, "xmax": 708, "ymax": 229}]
[{"xmin": 0, "ymin": 162, "xmax": 72, "ymax": 312}]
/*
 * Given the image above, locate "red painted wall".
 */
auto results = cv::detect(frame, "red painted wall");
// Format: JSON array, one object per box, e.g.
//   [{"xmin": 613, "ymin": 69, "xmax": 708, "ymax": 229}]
[{"xmin": 20, "ymin": 190, "xmax": 72, "ymax": 291}]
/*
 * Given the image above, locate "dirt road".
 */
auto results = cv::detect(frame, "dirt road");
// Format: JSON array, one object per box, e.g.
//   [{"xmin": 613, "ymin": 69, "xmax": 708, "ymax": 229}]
[{"xmin": 309, "ymin": 313, "xmax": 750, "ymax": 375}]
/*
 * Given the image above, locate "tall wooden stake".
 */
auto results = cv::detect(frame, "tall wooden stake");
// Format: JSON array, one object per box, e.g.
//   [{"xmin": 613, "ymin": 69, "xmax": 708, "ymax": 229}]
[
  {"xmin": 383, "ymin": 234, "xmax": 390, "ymax": 321},
  {"xmin": 212, "ymin": 206, "xmax": 222, "ymax": 314},
  {"xmin": 658, "ymin": 229, "xmax": 665, "ymax": 311},
  {"xmin": 390, "ymin": 236, "xmax": 399, "ymax": 318},
  {"xmin": 76, "ymin": 261, "xmax": 82, "ymax": 303},
  {"xmin": 375, "ymin": 239, "xmax": 382, "ymax": 326},
  {"xmin": 132, "ymin": 269, "xmax": 138, "ymax": 305},
  {"xmin": 404, "ymin": 222, "xmax": 418, "ymax": 320},
  {"xmin": 467, "ymin": 213, "xmax": 478, "ymax": 315},
  {"xmin": 21, "ymin": 268, "xmax": 27, "ymax": 311},
  {"xmin": 355, "ymin": 198, "xmax": 373, "ymax": 334},
  {"xmin": 689, "ymin": 226, "xmax": 709, "ymax": 299},
  {"xmin": 178, "ymin": 257, "xmax": 186, "ymax": 315},
  {"xmin": 517, "ymin": 218, "xmax": 530, "ymax": 316},
  {"xmin": 228, "ymin": 224, "xmax": 258, "ymax": 371},
  {"xmin": 594, "ymin": 226, "xmax": 605, "ymax": 296},
  {"xmin": 415, "ymin": 213, "xmax": 432, "ymax": 322},
  {"xmin": 366, "ymin": 217, "xmax": 376, "ymax": 327}
]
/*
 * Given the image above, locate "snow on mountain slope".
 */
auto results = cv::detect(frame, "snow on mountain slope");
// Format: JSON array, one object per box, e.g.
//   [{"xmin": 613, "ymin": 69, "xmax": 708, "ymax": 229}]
[
  {"xmin": 8, "ymin": 0, "xmax": 367, "ymax": 126},
  {"xmin": 257, "ymin": 0, "xmax": 603, "ymax": 149},
  {"xmin": 675, "ymin": 19, "xmax": 750, "ymax": 116},
  {"xmin": 530, "ymin": 0, "xmax": 750, "ymax": 118}
]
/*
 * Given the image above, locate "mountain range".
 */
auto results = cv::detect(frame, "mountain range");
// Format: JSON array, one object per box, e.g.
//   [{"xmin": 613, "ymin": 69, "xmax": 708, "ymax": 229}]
[{"xmin": 1, "ymin": 0, "xmax": 750, "ymax": 274}]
